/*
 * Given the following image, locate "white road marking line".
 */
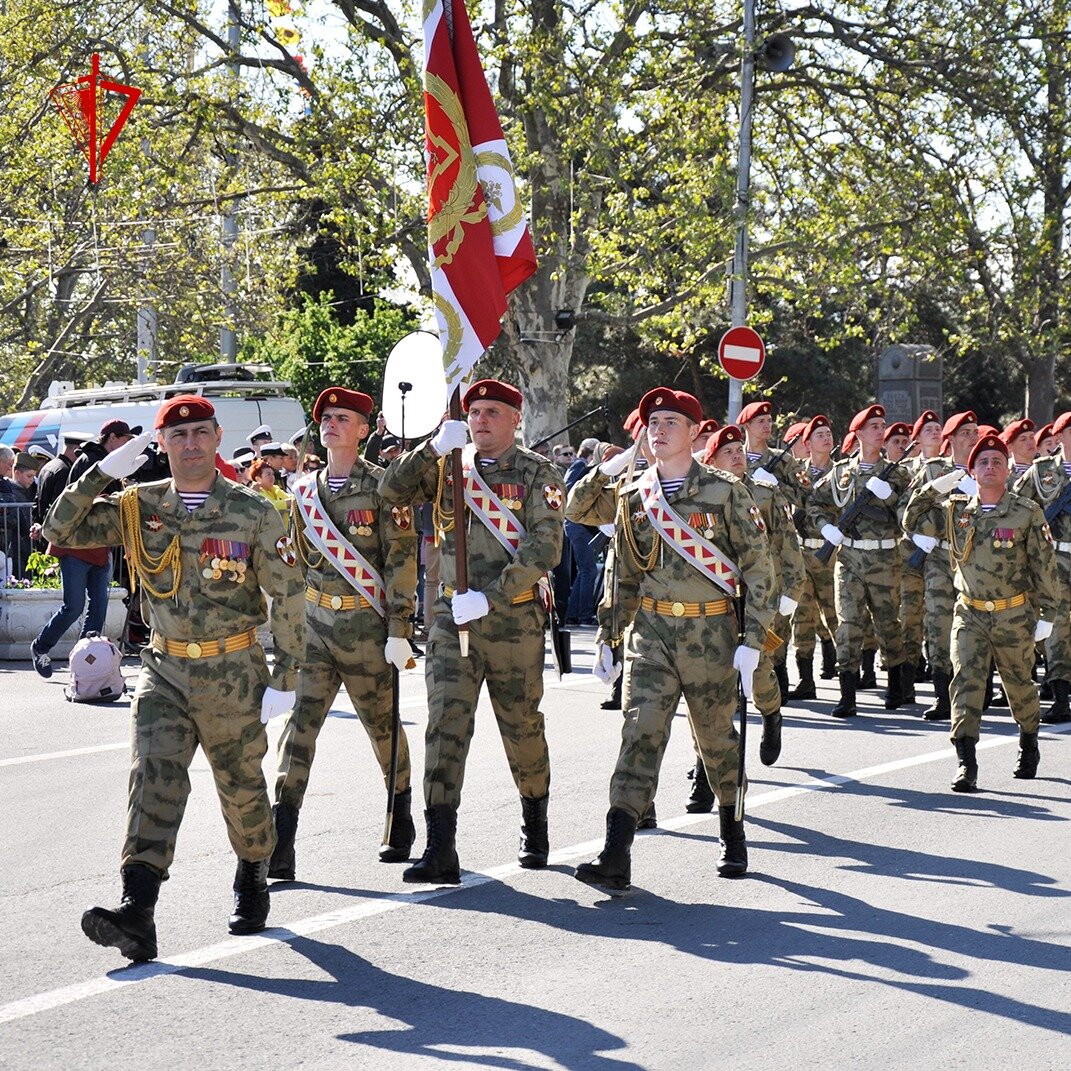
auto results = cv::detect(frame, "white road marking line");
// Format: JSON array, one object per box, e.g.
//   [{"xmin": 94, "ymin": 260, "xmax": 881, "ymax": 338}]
[
  {"xmin": 0, "ymin": 743, "xmax": 130, "ymax": 768},
  {"xmin": 1, "ymin": 723, "xmax": 1065, "ymax": 1027}
]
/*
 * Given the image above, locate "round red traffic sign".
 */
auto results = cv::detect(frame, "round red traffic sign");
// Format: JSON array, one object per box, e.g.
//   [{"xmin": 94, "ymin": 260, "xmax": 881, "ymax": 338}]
[{"xmin": 718, "ymin": 326, "xmax": 766, "ymax": 381}]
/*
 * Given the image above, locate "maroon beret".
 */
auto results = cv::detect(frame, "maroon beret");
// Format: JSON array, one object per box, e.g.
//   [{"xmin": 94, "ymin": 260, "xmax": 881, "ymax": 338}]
[
  {"xmin": 976, "ymin": 424, "xmax": 999, "ymax": 438},
  {"xmin": 638, "ymin": 387, "xmax": 703, "ymax": 426},
  {"xmin": 155, "ymin": 395, "xmax": 215, "ymax": 430},
  {"xmin": 99, "ymin": 418, "xmax": 141, "ymax": 439},
  {"xmin": 463, "ymin": 379, "xmax": 523, "ymax": 411},
  {"xmin": 737, "ymin": 400, "xmax": 772, "ymax": 425},
  {"xmin": 697, "ymin": 418, "xmax": 720, "ymax": 437},
  {"xmin": 802, "ymin": 414, "xmax": 831, "ymax": 442},
  {"xmin": 1000, "ymin": 418, "xmax": 1035, "ymax": 446},
  {"xmin": 1037, "ymin": 422, "xmax": 1056, "ymax": 442},
  {"xmin": 911, "ymin": 409, "xmax": 940, "ymax": 439},
  {"xmin": 941, "ymin": 410, "xmax": 978, "ymax": 439},
  {"xmin": 884, "ymin": 421, "xmax": 911, "ymax": 441},
  {"xmin": 623, "ymin": 408, "xmax": 643, "ymax": 441},
  {"xmin": 313, "ymin": 386, "xmax": 374, "ymax": 423},
  {"xmin": 968, "ymin": 433, "xmax": 1008, "ymax": 471},
  {"xmin": 702, "ymin": 424, "xmax": 745, "ymax": 464},
  {"xmin": 848, "ymin": 404, "xmax": 885, "ymax": 433},
  {"xmin": 1051, "ymin": 412, "xmax": 1071, "ymax": 435},
  {"xmin": 841, "ymin": 431, "xmax": 857, "ymax": 455}
]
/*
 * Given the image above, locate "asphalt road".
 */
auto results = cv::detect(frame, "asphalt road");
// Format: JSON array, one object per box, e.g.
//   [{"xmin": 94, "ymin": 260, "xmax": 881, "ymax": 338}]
[{"xmin": 1, "ymin": 634, "xmax": 1068, "ymax": 1071}]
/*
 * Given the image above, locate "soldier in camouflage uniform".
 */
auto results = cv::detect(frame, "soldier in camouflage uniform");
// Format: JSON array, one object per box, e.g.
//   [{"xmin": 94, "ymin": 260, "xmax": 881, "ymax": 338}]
[
  {"xmin": 1003, "ymin": 418, "xmax": 1037, "ymax": 488},
  {"xmin": 791, "ymin": 415, "xmax": 840, "ymax": 689},
  {"xmin": 378, "ymin": 379, "xmax": 564, "ymax": 884},
  {"xmin": 1012, "ymin": 410, "xmax": 1071, "ymax": 723},
  {"xmin": 570, "ymin": 389, "xmax": 777, "ymax": 892},
  {"xmin": 808, "ymin": 404, "xmax": 913, "ymax": 718},
  {"xmin": 270, "ymin": 387, "xmax": 418, "ymax": 882},
  {"xmin": 43, "ymin": 396, "xmax": 305, "ymax": 962},
  {"xmin": 905, "ymin": 434, "xmax": 1059, "ymax": 790}
]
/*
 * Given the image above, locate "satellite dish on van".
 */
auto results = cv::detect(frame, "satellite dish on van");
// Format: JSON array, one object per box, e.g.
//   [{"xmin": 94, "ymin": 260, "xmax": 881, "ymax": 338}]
[{"xmin": 382, "ymin": 332, "xmax": 448, "ymax": 440}]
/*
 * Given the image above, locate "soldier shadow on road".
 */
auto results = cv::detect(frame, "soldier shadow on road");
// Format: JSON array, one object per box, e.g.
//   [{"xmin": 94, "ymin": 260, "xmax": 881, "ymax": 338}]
[{"xmin": 180, "ymin": 933, "xmax": 644, "ymax": 1071}]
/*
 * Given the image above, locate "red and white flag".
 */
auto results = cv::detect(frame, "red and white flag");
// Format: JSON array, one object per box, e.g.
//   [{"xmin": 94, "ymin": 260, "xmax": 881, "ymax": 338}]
[{"xmin": 423, "ymin": 0, "xmax": 538, "ymax": 392}]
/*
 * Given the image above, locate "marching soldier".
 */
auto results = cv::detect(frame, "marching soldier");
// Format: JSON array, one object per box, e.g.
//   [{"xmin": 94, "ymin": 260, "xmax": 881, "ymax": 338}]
[
  {"xmin": 1012, "ymin": 410, "xmax": 1071, "ymax": 724},
  {"xmin": 738, "ymin": 400, "xmax": 808, "ymax": 507},
  {"xmin": 1003, "ymin": 419, "xmax": 1037, "ymax": 486},
  {"xmin": 905, "ymin": 434, "xmax": 1059, "ymax": 790},
  {"xmin": 378, "ymin": 379, "xmax": 564, "ymax": 883},
  {"xmin": 807, "ymin": 404, "xmax": 912, "ymax": 717},
  {"xmin": 569, "ymin": 389, "xmax": 777, "ymax": 891},
  {"xmin": 43, "ymin": 396, "xmax": 305, "ymax": 961},
  {"xmin": 913, "ymin": 409, "xmax": 943, "ymax": 462},
  {"xmin": 270, "ymin": 386, "xmax": 418, "ymax": 882},
  {"xmin": 1037, "ymin": 424, "xmax": 1058, "ymax": 457}
]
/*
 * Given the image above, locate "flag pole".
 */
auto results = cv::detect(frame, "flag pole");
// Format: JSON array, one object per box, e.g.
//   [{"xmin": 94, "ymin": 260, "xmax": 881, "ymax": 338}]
[{"xmin": 449, "ymin": 386, "xmax": 470, "ymax": 657}]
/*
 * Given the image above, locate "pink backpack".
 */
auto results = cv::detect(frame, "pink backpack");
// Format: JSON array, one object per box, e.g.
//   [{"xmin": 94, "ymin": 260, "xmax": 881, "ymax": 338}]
[{"xmin": 65, "ymin": 632, "xmax": 126, "ymax": 703}]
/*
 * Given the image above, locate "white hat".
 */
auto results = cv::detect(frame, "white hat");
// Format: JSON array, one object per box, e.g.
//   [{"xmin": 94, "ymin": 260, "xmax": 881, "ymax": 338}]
[
  {"xmin": 247, "ymin": 424, "xmax": 272, "ymax": 444},
  {"xmin": 289, "ymin": 426, "xmax": 308, "ymax": 444}
]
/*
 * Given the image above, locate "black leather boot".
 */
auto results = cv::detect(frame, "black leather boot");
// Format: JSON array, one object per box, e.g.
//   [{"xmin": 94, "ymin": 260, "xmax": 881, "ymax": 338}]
[
  {"xmin": 81, "ymin": 863, "xmax": 161, "ymax": 962},
  {"xmin": 984, "ymin": 662, "xmax": 1008, "ymax": 708},
  {"xmin": 951, "ymin": 737, "xmax": 979, "ymax": 792},
  {"xmin": 916, "ymin": 655, "xmax": 931, "ymax": 682},
  {"xmin": 716, "ymin": 805, "xmax": 748, "ymax": 877},
  {"xmin": 1042, "ymin": 679, "xmax": 1071, "ymax": 724},
  {"xmin": 901, "ymin": 659, "xmax": 916, "ymax": 703},
  {"xmin": 403, "ymin": 805, "xmax": 461, "ymax": 884},
  {"xmin": 229, "ymin": 859, "xmax": 270, "ymax": 935},
  {"xmin": 574, "ymin": 808, "xmax": 637, "ymax": 892},
  {"xmin": 859, "ymin": 649, "xmax": 877, "ymax": 689},
  {"xmin": 636, "ymin": 800, "xmax": 657, "ymax": 829},
  {"xmin": 774, "ymin": 660, "xmax": 790, "ymax": 705},
  {"xmin": 1013, "ymin": 731, "xmax": 1040, "ymax": 779},
  {"xmin": 884, "ymin": 662, "xmax": 905, "ymax": 710},
  {"xmin": 759, "ymin": 711, "xmax": 782, "ymax": 766},
  {"xmin": 831, "ymin": 671, "xmax": 857, "ymax": 718},
  {"xmin": 685, "ymin": 758, "xmax": 716, "ymax": 813},
  {"xmin": 268, "ymin": 802, "xmax": 299, "ymax": 880},
  {"xmin": 518, "ymin": 794, "xmax": 549, "ymax": 868},
  {"xmin": 790, "ymin": 653, "xmax": 816, "ymax": 700},
  {"xmin": 924, "ymin": 670, "xmax": 952, "ymax": 721},
  {"xmin": 379, "ymin": 787, "xmax": 416, "ymax": 863},
  {"xmin": 601, "ymin": 669, "xmax": 623, "ymax": 710},
  {"xmin": 820, "ymin": 639, "xmax": 837, "ymax": 680}
]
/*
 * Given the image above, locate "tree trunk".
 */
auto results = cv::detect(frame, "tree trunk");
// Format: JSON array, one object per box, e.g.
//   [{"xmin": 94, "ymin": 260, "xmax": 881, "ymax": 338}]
[{"xmin": 1025, "ymin": 352, "xmax": 1057, "ymax": 425}]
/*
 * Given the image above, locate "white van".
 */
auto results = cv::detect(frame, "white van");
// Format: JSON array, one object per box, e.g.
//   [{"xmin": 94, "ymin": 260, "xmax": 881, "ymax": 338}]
[{"xmin": 0, "ymin": 364, "xmax": 306, "ymax": 459}]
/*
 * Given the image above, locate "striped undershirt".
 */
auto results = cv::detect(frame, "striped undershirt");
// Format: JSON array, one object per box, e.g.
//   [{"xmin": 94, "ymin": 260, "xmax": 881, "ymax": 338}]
[
  {"xmin": 327, "ymin": 476, "xmax": 348, "ymax": 493},
  {"xmin": 179, "ymin": 492, "xmax": 209, "ymax": 512},
  {"xmin": 746, "ymin": 452, "xmax": 762, "ymax": 463},
  {"xmin": 980, "ymin": 504, "xmax": 998, "ymax": 512},
  {"xmin": 1063, "ymin": 463, "xmax": 1071, "ymax": 477},
  {"xmin": 660, "ymin": 477, "xmax": 686, "ymax": 496}
]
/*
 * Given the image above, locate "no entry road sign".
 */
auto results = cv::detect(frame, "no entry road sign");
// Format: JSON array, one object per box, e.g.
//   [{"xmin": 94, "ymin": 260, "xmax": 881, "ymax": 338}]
[{"xmin": 718, "ymin": 326, "xmax": 765, "ymax": 380}]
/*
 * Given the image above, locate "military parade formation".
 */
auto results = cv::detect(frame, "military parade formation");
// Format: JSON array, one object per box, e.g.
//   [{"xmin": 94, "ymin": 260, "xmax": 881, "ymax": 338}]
[{"xmin": 34, "ymin": 379, "xmax": 1070, "ymax": 965}]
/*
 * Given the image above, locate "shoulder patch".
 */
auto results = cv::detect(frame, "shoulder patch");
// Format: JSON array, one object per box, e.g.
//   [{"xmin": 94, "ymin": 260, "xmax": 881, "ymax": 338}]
[
  {"xmin": 543, "ymin": 484, "xmax": 564, "ymax": 511},
  {"xmin": 749, "ymin": 504, "xmax": 766, "ymax": 532},
  {"xmin": 391, "ymin": 505, "xmax": 412, "ymax": 530},
  {"xmin": 276, "ymin": 534, "xmax": 297, "ymax": 567}
]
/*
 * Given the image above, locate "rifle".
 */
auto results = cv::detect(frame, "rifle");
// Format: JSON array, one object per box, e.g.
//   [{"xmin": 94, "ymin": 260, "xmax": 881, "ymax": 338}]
[
  {"xmin": 814, "ymin": 442, "xmax": 920, "ymax": 565},
  {"xmin": 1043, "ymin": 480, "xmax": 1071, "ymax": 524},
  {"xmin": 755, "ymin": 434, "xmax": 802, "ymax": 480}
]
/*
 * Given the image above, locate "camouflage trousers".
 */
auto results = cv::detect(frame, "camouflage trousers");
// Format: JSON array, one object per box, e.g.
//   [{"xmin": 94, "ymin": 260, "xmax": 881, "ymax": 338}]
[
  {"xmin": 423, "ymin": 597, "xmax": 550, "ymax": 808},
  {"xmin": 950, "ymin": 600, "xmax": 1040, "ymax": 739},
  {"xmin": 834, "ymin": 547, "xmax": 905, "ymax": 673},
  {"xmin": 123, "ymin": 645, "xmax": 274, "ymax": 878},
  {"xmin": 1044, "ymin": 553, "xmax": 1071, "ymax": 681},
  {"xmin": 900, "ymin": 549, "xmax": 925, "ymax": 665},
  {"xmin": 610, "ymin": 608, "xmax": 743, "ymax": 820},
  {"xmin": 752, "ymin": 613, "xmax": 789, "ymax": 716},
  {"xmin": 923, "ymin": 548, "xmax": 956, "ymax": 674},
  {"xmin": 275, "ymin": 603, "xmax": 411, "ymax": 811},
  {"xmin": 792, "ymin": 552, "xmax": 838, "ymax": 656}
]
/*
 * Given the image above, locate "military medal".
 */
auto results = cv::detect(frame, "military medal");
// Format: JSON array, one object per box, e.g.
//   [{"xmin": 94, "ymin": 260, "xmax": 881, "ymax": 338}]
[
  {"xmin": 494, "ymin": 484, "xmax": 523, "ymax": 511},
  {"xmin": 348, "ymin": 509, "xmax": 375, "ymax": 538},
  {"xmin": 146, "ymin": 514, "xmax": 163, "ymax": 532},
  {"xmin": 201, "ymin": 538, "xmax": 250, "ymax": 581},
  {"xmin": 993, "ymin": 527, "xmax": 1014, "ymax": 548}
]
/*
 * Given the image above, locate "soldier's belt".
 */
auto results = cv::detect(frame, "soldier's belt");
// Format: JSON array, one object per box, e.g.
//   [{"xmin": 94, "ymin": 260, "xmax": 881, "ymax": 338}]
[
  {"xmin": 305, "ymin": 587, "xmax": 374, "ymax": 611},
  {"xmin": 959, "ymin": 593, "xmax": 1028, "ymax": 613},
  {"xmin": 841, "ymin": 537, "xmax": 898, "ymax": 550},
  {"xmin": 443, "ymin": 585, "xmax": 538, "ymax": 606},
  {"xmin": 802, "ymin": 538, "xmax": 825, "ymax": 550},
  {"xmin": 639, "ymin": 596, "xmax": 732, "ymax": 618},
  {"xmin": 1057, "ymin": 541, "xmax": 1071, "ymax": 554},
  {"xmin": 151, "ymin": 626, "xmax": 259, "ymax": 660}
]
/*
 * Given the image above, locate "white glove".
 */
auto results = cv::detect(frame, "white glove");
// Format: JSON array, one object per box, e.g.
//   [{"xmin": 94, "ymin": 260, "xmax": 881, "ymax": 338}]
[
  {"xmin": 451, "ymin": 589, "xmax": 490, "ymax": 625},
  {"xmin": 598, "ymin": 523, "xmax": 616, "ymax": 538},
  {"xmin": 599, "ymin": 441, "xmax": 638, "ymax": 478},
  {"xmin": 911, "ymin": 533, "xmax": 938, "ymax": 554},
  {"xmin": 752, "ymin": 466, "xmax": 778, "ymax": 487},
  {"xmin": 929, "ymin": 469, "xmax": 964, "ymax": 495},
  {"xmin": 733, "ymin": 645, "xmax": 761, "ymax": 700},
  {"xmin": 260, "ymin": 686, "xmax": 295, "ymax": 725},
  {"xmin": 865, "ymin": 476, "xmax": 893, "ymax": 500},
  {"xmin": 821, "ymin": 523, "xmax": 844, "ymax": 546},
  {"xmin": 384, "ymin": 637, "xmax": 415, "ymax": 672},
  {"xmin": 98, "ymin": 430, "xmax": 153, "ymax": 479},
  {"xmin": 594, "ymin": 642, "xmax": 622, "ymax": 685},
  {"xmin": 430, "ymin": 420, "xmax": 468, "ymax": 457},
  {"xmin": 778, "ymin": 595, "xmax": 798, "ymax": 617},
  {"xmin": 958, "ymin": 474, "xmax": 979, "ymax": 496},
  {"xmin": 1034, "ymin": 620, "xmax": 1054, "ymax": 642}
]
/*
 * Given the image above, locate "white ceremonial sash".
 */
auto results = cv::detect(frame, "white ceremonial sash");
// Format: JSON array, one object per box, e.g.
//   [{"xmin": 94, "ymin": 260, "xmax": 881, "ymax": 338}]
[
  {"xmin": 293, "ymin": 474, "xmax": 386, "ymax": 617},
  {"xmin": 639, "ymin": 470, "xmax": 740, "ymax": 597},
  {"xmin": 461, "ymin": 445, "xmax": 526, "ymax": 556}
]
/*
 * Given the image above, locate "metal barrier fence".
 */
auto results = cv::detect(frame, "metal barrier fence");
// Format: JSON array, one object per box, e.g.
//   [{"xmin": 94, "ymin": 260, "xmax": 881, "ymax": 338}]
[{"xmin": 0, "ymin": 501, "xmax": 35, "ymax": 584}]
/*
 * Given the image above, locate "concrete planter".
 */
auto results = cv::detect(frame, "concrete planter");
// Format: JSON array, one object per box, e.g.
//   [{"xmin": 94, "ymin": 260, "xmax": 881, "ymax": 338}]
[{"xmin": 0, "ymin": 588, "xmax": 128, "ymax": 661}]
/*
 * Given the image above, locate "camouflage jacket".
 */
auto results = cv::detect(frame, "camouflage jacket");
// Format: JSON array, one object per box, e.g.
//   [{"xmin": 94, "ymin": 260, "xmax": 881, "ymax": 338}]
[
  {"xmin": 903, "ymin": 456, "xmax": 966, "ymax": 541},
  {"xmin": 749, "ymin": 477, "xmax": 806, "ymax": 602},
  {"xmin": 903, "ymin": 486, "xmax": 1060, "ymax": 616},
  {"xmin": 42, "ymin": 466, "xmax": 306, "ymax": 690},
  {"xmin": 570, "ymin": 460, "xmax": 777, "ymax": 649},
  {"xmin": 747, "ymin": 444, "xmax": 808, "ymax": 508},
  {"xmin": 292, "ymin": 458, "xmax": 417, "ymax": 639},
  {"xmin": 793, "ymin": 460, "xmax": 833, "ymax": 545},
  {"xmin": 377, "ymin": 440, "xmax": 564, "ymax": 614},
  {"xmin": 807, "ymin": 453, "xmax": 912, "ymax": 542},
  {"xmin": 1013, "ymin": 455, "xmax": 1071, "ymax": 543}
]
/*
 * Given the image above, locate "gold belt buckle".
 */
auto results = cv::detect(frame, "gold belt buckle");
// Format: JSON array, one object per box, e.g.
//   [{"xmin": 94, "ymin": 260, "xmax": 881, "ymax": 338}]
[
  {"xmin": 671, "ymin": 601, "xmax": 686, "ymax": 617},
  {"xmin": 984, "ymin": 600, "xmax": 995, "ymax": 612},
  {"xmin": 186, "ymin": 641, "xmax": 203, "ymax": 659},
  {"xmin": 330, "ymin": 594, "xmax": 343, "ymax": 610}
]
